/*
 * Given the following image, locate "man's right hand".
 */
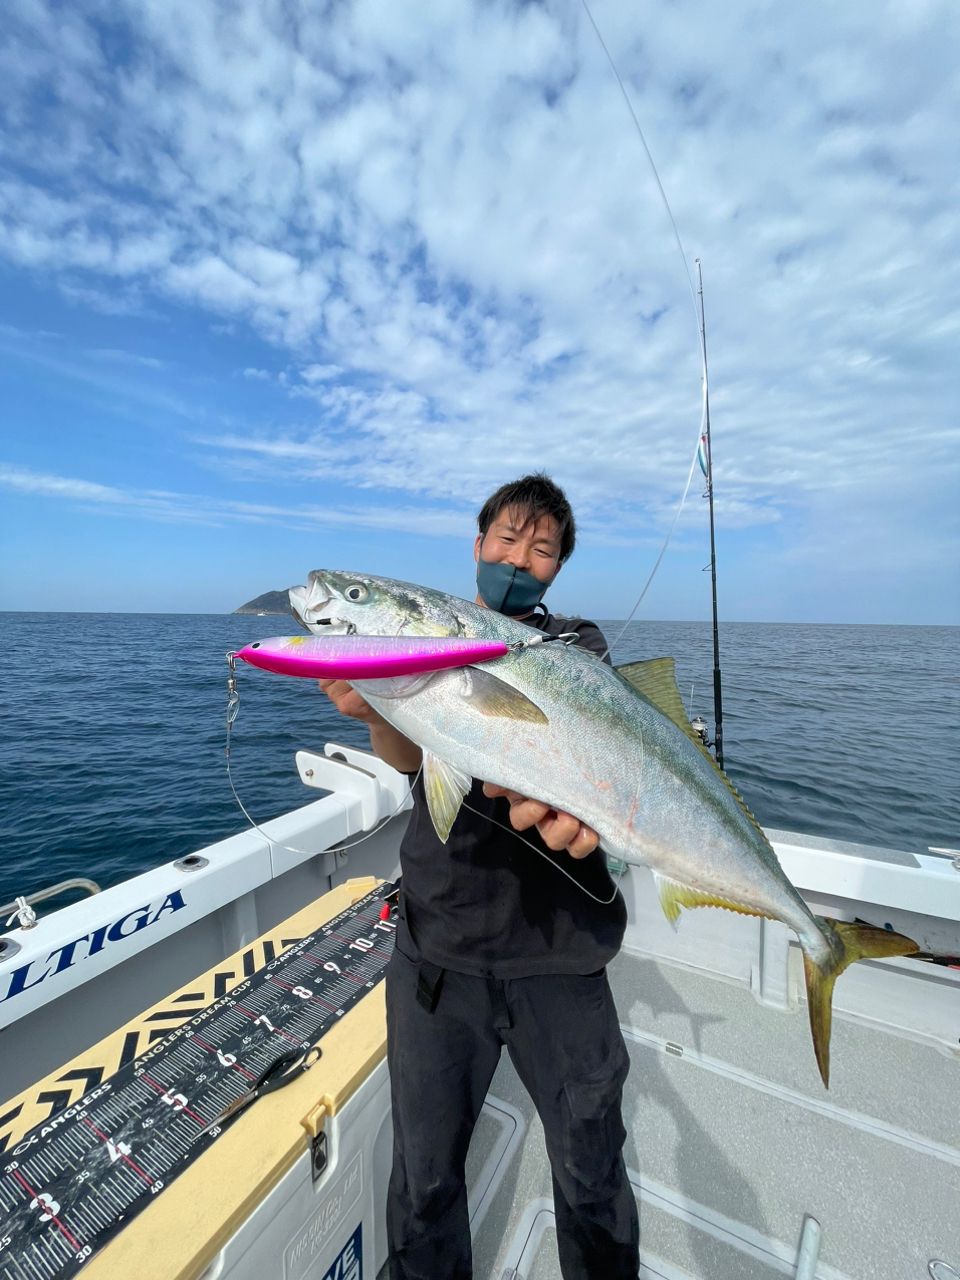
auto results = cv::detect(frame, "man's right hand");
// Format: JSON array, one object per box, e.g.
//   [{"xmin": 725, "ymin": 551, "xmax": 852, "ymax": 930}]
[{"xmin": 317, "ymin": 679, "xmax": 385, "ymax": 725}]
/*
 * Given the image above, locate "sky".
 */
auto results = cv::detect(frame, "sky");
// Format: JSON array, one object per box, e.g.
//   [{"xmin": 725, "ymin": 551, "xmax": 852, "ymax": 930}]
[{"xmin": 0, "ymin": 0, "xmax": 957, "ymax": 623}]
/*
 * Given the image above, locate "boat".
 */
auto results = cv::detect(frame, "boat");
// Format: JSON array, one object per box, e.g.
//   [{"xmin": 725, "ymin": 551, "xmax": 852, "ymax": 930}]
[{"xmin": 2, "ymin": 737, "xmax": 958, "ymax": 1280}]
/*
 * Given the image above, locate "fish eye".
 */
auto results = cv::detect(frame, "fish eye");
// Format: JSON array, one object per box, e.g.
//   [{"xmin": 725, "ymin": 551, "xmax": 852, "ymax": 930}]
[{"xmin": 344, "ymin": 583, "xmax": 369, "ymax": 603}]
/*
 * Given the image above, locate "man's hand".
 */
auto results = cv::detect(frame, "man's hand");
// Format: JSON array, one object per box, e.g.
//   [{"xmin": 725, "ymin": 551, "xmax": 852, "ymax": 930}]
[
  {"xmin": 317, "ymin": 679, "xmax": 386, "ymax": 725},
  {"xmin": 482, "ymin": 783, "xmax": 600, "ymax": 859}
]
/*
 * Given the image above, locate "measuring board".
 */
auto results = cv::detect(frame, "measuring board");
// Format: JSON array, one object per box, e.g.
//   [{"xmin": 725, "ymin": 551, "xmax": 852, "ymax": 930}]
[{"xmin": 0, "ymin": 881, "xmax": 398, "ymax": 1280}]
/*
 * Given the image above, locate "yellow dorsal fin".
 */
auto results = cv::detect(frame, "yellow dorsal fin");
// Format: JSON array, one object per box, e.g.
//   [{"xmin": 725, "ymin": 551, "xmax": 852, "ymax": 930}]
[
  {"xmin": 615, "ymin": 656, "xmax": 770, "ymax": 848},
  {"xmin": 615, "ymin": 657, "xmax": 699, "ymax": 743}
]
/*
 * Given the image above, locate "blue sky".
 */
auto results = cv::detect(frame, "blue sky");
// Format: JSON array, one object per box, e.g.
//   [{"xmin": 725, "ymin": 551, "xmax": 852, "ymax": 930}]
[{"xmin": 1, "ymin": 0, "xmax": 957, "ymax": 623}]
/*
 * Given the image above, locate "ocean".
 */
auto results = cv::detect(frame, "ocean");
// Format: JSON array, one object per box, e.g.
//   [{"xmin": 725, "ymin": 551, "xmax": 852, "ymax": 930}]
[{"xmin": 2, "ymin": 611, "xmax": 957, "ymax": 909}]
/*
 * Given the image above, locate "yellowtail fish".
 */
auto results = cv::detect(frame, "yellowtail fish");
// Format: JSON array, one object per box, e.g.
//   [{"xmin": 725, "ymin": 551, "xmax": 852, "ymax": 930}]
[{"xmin": 289, "ymin": 570, "xmax": 919, "ymax": 1086}]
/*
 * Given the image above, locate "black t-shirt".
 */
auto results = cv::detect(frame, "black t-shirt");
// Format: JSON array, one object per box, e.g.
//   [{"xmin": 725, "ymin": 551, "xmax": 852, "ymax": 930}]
[{"xmin": 396, "ymin": 609, "xmax": 628, "ymax": 978}]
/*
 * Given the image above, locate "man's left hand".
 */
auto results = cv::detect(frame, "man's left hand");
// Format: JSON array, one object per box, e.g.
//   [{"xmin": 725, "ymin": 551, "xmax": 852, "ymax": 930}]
[{"xmin": 482, "ymin": 784, "xmax": 600, "ymax": 859}]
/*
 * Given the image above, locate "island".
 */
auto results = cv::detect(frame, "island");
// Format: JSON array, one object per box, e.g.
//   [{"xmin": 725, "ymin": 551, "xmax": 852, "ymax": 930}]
[{"xmin": 233, "ymin": 589, "xmax": 297, "ymax": 616}]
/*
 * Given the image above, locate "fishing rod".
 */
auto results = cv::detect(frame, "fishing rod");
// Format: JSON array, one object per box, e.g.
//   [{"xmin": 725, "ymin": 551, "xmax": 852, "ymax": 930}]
[{"xmin": 696, "ymin": 259, "xmax": 724, "ymax": 769}]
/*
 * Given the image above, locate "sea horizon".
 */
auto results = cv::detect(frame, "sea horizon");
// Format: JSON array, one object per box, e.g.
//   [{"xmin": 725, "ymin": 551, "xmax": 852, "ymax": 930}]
[{"xmin": 2, "ymin": 609, "xmax": 957, "ymax": 629}]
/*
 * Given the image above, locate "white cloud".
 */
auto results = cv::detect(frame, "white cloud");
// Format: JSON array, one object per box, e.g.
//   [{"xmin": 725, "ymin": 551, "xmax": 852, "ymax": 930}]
[
  {"xmin": 300, "ymin": 364, "xmax": 342, "ymax": 383},
  {"xmin": 58, "ymin": 280, "xmax": 158, "ymax": 317},
  {"xmin": 0, "ymin": 0, "xmax": 957, "ymax": 594},
  {"xmin": 0, "ymin": 462, "xmax": 474, "ymax": 539},
  {"xmin": 87, "ymin": 348, "xmax": 166, "ymax": 370},
  {"xmin": 0, "ymin": 464, "xmax": 126, "ymax": 504},
  {"xmin": 0, "ymin": 327, "xmax": 197, "ymax": 420}
]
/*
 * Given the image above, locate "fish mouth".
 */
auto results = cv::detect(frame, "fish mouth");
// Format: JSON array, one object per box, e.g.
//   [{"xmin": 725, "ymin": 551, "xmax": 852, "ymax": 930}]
[{"xmin": 288, "ymin": 578, "xmax": 356, "ymax": 635}]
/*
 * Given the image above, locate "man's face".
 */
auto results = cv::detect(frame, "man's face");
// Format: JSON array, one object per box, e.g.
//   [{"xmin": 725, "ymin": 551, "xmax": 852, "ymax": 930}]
[{"xmin": 474, "ymin": 506, "xmax": 562, "ymax": 587}]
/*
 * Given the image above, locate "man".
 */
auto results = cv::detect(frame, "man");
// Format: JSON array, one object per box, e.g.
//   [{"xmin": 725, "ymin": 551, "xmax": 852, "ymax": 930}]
[{"xmin": 319, "ymin": 474, "xmax": 639, "ymax": 1280}]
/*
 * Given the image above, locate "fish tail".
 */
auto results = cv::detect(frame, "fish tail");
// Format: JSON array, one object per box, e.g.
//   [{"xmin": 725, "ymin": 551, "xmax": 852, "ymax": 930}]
[{"xmin": 802, "ymin": 918, "xmax": 919, "ymax": 1088}]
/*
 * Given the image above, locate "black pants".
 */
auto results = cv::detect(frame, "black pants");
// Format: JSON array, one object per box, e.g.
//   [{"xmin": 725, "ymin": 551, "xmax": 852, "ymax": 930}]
[{"xmin": 385, "ymin": 943, "xmax": 640, "ymax": 1280}]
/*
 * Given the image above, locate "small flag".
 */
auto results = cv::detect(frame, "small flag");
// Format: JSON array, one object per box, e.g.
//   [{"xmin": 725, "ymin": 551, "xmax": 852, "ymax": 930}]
[{"xmin": 697, "ymin": 432, "xmax": 709, "ymax": 477}]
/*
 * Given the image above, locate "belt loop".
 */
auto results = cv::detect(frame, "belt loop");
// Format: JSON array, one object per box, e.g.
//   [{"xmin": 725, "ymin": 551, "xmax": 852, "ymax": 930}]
[
  {"xmin": 486, "ymin": 976, "xmax": 512, "ymax": 1032},
  {"xmin": 416, "ymin": 960, "xmax": 445, "ymax": 1013}
]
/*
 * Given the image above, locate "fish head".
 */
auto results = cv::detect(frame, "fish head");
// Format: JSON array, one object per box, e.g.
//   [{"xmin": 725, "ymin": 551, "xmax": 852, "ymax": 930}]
[{"xmin": 289, "ymin": 570, "xmax": 464, "ymax": 638}]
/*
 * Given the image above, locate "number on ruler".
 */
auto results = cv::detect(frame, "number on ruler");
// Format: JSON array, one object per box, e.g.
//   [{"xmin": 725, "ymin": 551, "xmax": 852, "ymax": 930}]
[
  {"xmin": 292, "ymin": 985, "xmax": 313, "ymax": 1000},
  {"xmin": 349, "ymin": 937, "xmax": 375, "ymax": 952},
  {"xmin": 106, "ymin": 1139, "xmax": 132, "ymax": 1164},
  {"xmin": 161, "ymin": 1089, "xmax": 188, "ymax": 1111},
  {"xmin": 30, "ymin": 1192, "xmax": 61, "ymax": 1222},
  {"xmin": 323, "ymin": 962, "xmax": 341, "ymax": 975}
]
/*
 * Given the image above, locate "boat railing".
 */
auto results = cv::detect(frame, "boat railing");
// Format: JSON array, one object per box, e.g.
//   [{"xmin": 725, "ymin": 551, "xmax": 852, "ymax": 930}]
[{"xmin": 1, "ymin": 877, "xmax": 102, "ymax": 924}]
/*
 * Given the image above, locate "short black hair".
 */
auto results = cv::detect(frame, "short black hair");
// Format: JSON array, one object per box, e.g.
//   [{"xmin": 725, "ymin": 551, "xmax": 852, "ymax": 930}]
[{"xmin": 477, "ymin": 473, "xmax": 576, "ymax": 563}]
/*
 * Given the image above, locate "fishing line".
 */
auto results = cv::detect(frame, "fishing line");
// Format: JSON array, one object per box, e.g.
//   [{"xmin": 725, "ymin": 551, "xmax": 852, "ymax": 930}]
[
  {"xmin": 461, "ymin": 800, "xmax": 626, "ymax": 907},
  {"xmin": 579, "ymin": 0, "xmax": 711, "ymax": 660},
  {"xmin": 224, "ymin": 659, "xmax": 422, "ymax": 860},
  {"xmin": 600, "ymin": 443, "xmax": 702, "ymax": 659},
  {"xmin": 580, "ymin": 0, "xmax": 703, "ymax": 327}
]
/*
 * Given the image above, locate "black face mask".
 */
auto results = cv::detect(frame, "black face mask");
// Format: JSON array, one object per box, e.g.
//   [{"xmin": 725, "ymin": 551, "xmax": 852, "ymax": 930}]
[{"xmin": 476, "ymin": 557, "xmax": 552, "ymax": 615}]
